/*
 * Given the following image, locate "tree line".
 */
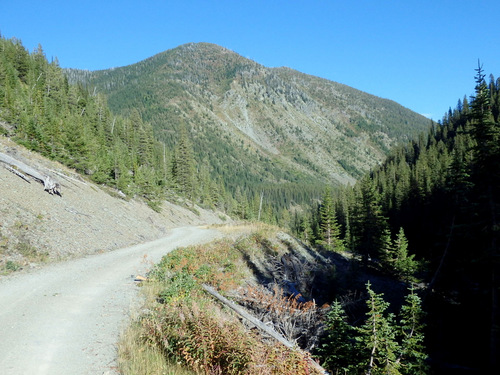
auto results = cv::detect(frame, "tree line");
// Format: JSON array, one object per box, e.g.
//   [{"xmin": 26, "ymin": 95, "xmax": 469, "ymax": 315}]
[
  {"xmin": 297, "ymin": 64, "xmax": 499, "ymax": 372},
  {"xmin": 0, "ymin": 36, "xmax": 231, "ymax": 211}
]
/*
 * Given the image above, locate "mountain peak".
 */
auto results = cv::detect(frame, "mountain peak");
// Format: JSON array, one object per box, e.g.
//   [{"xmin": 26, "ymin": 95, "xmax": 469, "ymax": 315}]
[{"xmin": 68, "ymin": 43, "xmax": 431, "ymax": 188}]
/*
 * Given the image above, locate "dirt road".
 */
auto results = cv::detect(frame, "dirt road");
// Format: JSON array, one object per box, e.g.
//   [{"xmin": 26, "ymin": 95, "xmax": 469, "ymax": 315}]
[{"xmin": 0, "ymin": 226, "xmax": 221, "ymax": 375}]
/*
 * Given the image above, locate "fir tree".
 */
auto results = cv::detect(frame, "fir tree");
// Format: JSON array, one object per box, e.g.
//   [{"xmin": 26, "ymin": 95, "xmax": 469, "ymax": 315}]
[
  {"xmin": 351, "ymin": 177, "xmax": 388, "ymax": 263},
  {"xmin": 171, "ymin": 126, "xmax": 196, "ymax": 199},
  {"xmin": 469, "ymin": 62, "xmax": 500, "ymax": 370},
  {"xmin": 317, "ymin": 188, "xmax": 344, "ymax": 252},
  {"xmin": 391, "ymin": 228, "xmax": 418, "ymax": 282},
  {"xmin": 470, "ymin": 62, "xmax": 499, "ymax": 174},
  {"xmin": 356, "ymin": 282, "xmax": 401, "ymax": 375},
  {"xmin": 298, "ymin": 214, "xmax": 314, "ymax": 244},
  {"xmin": 397, "ymin": 286, "xmax": 428, "ymax": 374},
  {"xmin": 318, "ymin": 301, "xmax": 355, "ymax": 373}
]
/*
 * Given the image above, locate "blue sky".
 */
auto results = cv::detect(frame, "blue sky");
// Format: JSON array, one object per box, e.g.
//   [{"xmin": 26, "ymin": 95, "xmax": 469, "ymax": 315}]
[{"xmin": 1, "ymin": 0, "xmax": 499, "ymax": 120}]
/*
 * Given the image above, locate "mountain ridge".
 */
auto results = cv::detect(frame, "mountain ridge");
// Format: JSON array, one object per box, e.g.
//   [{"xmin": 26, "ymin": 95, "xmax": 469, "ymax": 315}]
[{"xmin": 66, "ymin": 42, "xmax": 431, "ymax": 190}]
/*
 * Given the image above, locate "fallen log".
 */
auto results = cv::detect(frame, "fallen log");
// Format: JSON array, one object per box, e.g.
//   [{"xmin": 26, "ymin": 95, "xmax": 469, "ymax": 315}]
[
  {"xmin": 201, "ymin": 284, "xmax": 328, "ymax": 374},
  {"xmin": 0, "ymin": 152, "xmax": 61, "ymax": 195},
  {"xmin": 5, "ymin": 165, "xmax": 30, "ymax": 183}
]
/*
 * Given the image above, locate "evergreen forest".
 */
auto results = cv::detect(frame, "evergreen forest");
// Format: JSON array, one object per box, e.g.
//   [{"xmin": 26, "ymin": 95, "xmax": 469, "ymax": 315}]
[
  {"xmin": 295, "ymin": 64, "xmax": 500, "ymax": 373},
  {"xmin": 66, "ymin": 42, "xmax": 431, "ymax": 224},
  {"xmin": 0, "ymin": 36, "xmax": 231, "ymax": 212},
  {"xmin": 1, "ymin": 35, "xmax": 499, "ymax": 372}
]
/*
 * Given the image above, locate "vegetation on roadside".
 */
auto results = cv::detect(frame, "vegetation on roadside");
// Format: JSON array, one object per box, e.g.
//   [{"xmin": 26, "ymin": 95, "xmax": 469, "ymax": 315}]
[
  {"xmin": 118, "ymin": 224, "xmax": 427, "ymax": 374},
  {"xmin": 119, "ymin": 224, "xmax": 327, "ymax": 374}
]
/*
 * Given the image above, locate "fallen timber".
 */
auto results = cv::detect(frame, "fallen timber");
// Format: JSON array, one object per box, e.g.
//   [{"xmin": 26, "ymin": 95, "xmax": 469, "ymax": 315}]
[
  {"xmin": 201, "ymin": 283, "xmax": 329, "ymax": 374},
  {"xmin": 0, "ymin": 152, "xmax": 61, "ymax": 196}
]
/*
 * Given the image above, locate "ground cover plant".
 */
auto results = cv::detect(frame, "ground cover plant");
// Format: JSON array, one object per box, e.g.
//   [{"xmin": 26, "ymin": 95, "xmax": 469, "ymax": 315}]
[
  {"xmin": 118, "ymin": 224, "xmax": 329, "ymax": 374},
  {"xmin": 119, "ymin": 223, "xmax": 428, "ymax": 374}
]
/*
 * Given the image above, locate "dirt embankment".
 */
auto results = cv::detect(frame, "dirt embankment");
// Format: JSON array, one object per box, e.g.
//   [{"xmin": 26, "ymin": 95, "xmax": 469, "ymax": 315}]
[{"xmin": 0, "ymin": 136, "xmax": 229, "ymax": 272}]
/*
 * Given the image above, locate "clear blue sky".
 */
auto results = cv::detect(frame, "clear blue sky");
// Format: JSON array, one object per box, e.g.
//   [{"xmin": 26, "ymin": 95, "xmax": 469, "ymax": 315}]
[{"xmin": 1, "ymin": 0, "xmax": 499, "ymax": 120}]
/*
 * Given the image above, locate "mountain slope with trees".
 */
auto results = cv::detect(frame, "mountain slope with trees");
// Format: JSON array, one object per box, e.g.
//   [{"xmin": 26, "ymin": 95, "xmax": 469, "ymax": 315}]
[
  {"xmin": 67, "ymin": 42, "xmax": 431, "ymax": 213},
  {"xmin": 297, "ymin": 65, "xmax": 500, "ymax": 373},
  {"xmin": 0, "ymin": 36, "xmax": 232, "ymax": 212}
]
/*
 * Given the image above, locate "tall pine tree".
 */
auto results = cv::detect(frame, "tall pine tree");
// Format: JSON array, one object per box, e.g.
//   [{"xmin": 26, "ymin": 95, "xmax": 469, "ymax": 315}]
[
  {"xmin": 355, "ymin": 282, "xmax": 400, "ymax": 374},
  {"xmin": 316, "ymin": 188, "xmax": 344, "ymax": 252}
]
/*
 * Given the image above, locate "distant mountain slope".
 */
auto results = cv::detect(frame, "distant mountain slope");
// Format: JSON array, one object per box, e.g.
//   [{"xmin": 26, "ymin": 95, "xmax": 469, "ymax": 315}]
[{"xmin": 67, "ymin": 43, "xmax": 430, "ymax": 190}]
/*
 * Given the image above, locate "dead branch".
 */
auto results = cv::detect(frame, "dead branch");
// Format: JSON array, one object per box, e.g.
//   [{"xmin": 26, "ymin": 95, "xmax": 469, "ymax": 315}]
[
  {"xmin": 5, "ymin": 165, "xmax": 31, "ymax": 183},
  {"xmin": 201, "ymin": 284, "xmax": 328, "ymax": 374}
]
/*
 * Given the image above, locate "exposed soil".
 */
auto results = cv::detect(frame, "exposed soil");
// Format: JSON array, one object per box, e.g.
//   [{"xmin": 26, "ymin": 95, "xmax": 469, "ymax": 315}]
[
  {"xmin": 0, "ymin": 136, "xmax": 232, "ymax": 374},
  {"xmin": 0, "ymin": 136, "xmax": 229, "ymax": 272}
]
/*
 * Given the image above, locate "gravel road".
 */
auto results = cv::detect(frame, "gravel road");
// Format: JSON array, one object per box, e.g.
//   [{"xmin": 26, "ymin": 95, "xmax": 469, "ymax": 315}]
[{"xmin": 0, "ymin": 226, "xmax": 221, "ymax": 375}]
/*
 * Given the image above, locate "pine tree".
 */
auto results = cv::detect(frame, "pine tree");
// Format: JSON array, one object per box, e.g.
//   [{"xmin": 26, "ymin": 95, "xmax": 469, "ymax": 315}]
[
  {"xmin": 446, "ymin": 133, "xmax": 474, "ymax": 207},
  {"xmin": 469, "ymin": 63, "xmax": 500, "ymax": 370},
  {"xmin": 171, "ymin": 126, "xmax": 196, "ymax": 200},
  {"xmin": 397, "ymin": 286, "xmax": 428, "ymax": 374},
  {"xmin": 233, "ymin": 186, "xmax": 249, "ymax": 219},
  {"xmin": 356, "ymin": 282, "xmax": 401, "ymax": 375},
  {"xmin": 392, "ymin": 228, "xmax": 418, "ymax": 282},
  {"xmin": 470, "ymin": 62, "xmax": 499, "ymax": 174},
  {"xmin": 380, "ymin": 228, "xmax": 394, "ymax": 268},
  {"xmin": 317, "ymin": 188, "xmax": 344, "ymax": 252},
  {"xmin": 318, "ymin": 301, "xmax": 355, "ymax": 373},
  {"xmin": 298, "ymin": 214, "xmax": 314, "ymax": 244},
  {"xmin": 351, "ymin": 177, "xmax": 388, "ymax": 263}
]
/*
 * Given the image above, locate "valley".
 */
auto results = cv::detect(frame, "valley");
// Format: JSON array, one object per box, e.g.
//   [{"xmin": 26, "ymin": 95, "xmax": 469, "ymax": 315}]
[{"xmin": 1, "ymin": 35, "xmax": 499, "ymax": 374}]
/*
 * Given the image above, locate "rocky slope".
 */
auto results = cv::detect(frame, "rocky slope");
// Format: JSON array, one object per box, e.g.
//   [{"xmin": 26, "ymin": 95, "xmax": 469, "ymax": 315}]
[
  {"xmin": 67, "ymin": 43, "xmax": 431, "ymax": 187},
  {"xmin": 0, "ymin": 136, "xmax": 229, "ymax": 273}
]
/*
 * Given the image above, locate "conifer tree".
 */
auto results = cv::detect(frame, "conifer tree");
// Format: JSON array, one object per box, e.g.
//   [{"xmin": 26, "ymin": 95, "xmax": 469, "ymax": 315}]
[
  {"xmin": 317, "ymin": 188, "xmax": 344, "ymax": 252},
  {"xmin": 380, "ymin": 228, "xmax": 394, "ymax": 268},
  {"xmin": 233, "ymin": 186, "xmax": 249, "ymax": 219},
  {"xmin": 318, "ymin": 301, "xmax": 355, "ymax": 373},
  {"xmin": 356, "ymin": 282, "xmax": 401, "ymax": 375},
  {"xmin": 470, "ymin": 62, "xmax": 499, "ymax": 174},
  {"xmin": 351, "ymin": 177, "xmax": 388, "ymax": 263},
  {"xmin": 397, "ymin": 286, "xmax": 428, "ymax": 374},
  {"xmin": 298, "ymin": 214, "xmax": 314, "ymax": 244},
  {"xmin": 446, "ymin": 134, "xmax": 474, "ymax": 207},
  {"xmin": 469, "ymin": 63, "xmax": 500, "ymax": 370},
  {"xmin": 392, "ymin": 228, "xmax": 418, "ymax": 282},
  {"xmin": 171, "ymin": 126, "xmax": 196, "ymax": 199}
]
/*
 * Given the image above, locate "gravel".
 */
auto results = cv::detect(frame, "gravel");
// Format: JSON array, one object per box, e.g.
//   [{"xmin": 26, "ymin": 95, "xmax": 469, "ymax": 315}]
[
  {"xmin": 0, "ymin": 226, "xmax": 223, "ymax": 374},
  {"xmin": 0, "ymin": 136, "xmax": 228, "ymax": 268},
  {"xmin": 0, "ymin": 136, "xmax": 229, "ymax": 373}
]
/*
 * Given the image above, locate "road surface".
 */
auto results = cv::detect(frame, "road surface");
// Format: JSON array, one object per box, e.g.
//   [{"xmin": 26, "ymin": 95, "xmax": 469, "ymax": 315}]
[{"xmin": 0, "ymin": 226, "xmax": 220, "ymax": 374}]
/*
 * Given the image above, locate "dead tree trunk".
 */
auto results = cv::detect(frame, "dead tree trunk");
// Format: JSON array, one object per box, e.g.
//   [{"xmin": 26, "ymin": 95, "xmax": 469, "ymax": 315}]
[
  {"xmin": 201, "ymin": 284, "xmax": 329, "ymax": 374},
  {"xmin": 0, "ymin": 152, "xmax": 61, "ymax": 195}
]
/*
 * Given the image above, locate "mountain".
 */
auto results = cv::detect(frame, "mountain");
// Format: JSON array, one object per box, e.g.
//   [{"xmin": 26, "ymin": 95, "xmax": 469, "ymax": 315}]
[{"xmin": 66, "ymin": 43, "xmax": 431, "ymax": 194}]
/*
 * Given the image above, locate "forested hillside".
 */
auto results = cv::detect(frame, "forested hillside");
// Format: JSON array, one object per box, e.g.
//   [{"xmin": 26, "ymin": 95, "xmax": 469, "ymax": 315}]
[
  {"xmin": 297, "ymin": 65, "xmax": 500, "ymax": 373},
  {"xmin": 3, "ymin": 34, "xmax": 499, "ymax": 373},
  {"xmin": 2, "ymin": 37, "xmax": 430, "ymax": 222},
  {"xmin": 67, "ymin": 42, "xmax": 431, "ymax": 218},
  {"xmin": 0, "ymin": 37, "xmax": 229, "ymax": 211}
]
